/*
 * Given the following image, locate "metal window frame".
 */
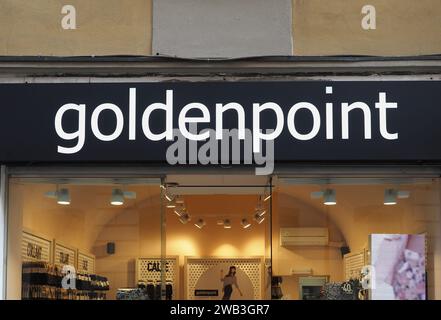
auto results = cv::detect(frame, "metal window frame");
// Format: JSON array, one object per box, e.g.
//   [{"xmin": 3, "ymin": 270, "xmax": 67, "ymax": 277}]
[{"xmin": 0, "ymin": 165, "xmax": 7, "ymax": 300}]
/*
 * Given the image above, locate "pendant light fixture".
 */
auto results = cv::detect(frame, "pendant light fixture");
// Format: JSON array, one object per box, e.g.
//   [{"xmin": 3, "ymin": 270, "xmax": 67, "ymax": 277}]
[
  {"xmin": 384, "ymin": 188, "xmax": 410, "ymax": 205},
  {"xmin": 57, "ymin": 188, "xmax": 71, "ymax": 205},
  {"xmin": 110, "ymin": 188, "xmax": 137, "ymax": 206},
  {"xmin": 110, "ymin": 189, "xmax": 124, "ymax": 206},
  {"xmin": 311, "ymin": 188, "xmax": 337, "ymax": 205},
  {"xmin": 45, "ymin": 187, "xmax": 71, "ymax": 205},
  {"xmin": 323, "ymin": 189, "xmax": 337, "ymax": 205},
  {"xmin": 384, "ymin": 189, "xmax": 397, "ymax": 205}
]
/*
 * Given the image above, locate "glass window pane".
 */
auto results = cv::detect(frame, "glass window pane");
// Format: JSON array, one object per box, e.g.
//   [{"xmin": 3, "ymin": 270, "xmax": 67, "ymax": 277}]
[
  {"xmin": 273, "ymin": 177, "xmax": 441, "ymax": 300},
  {"xmin": 7, "ymin": 177, "xmax": 163, "ymax": 300}
]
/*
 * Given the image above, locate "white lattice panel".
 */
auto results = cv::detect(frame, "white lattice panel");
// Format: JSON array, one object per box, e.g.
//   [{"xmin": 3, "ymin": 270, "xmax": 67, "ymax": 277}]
[
  {"xmin": 186, "ymin": 257, "xmax": 262, "ymax": 300},
  {"xmin": 137, "ymin": 257, "xmax": 178, "ymax": 283},
  {"xmin": 77, "ymin": 251, "xmax": 95, "ymax": 274},
  {"xmin": 344, "ymin": 251, "xmax": 365, "ymax": 280},
  {"xmin": 22, "ymin": 231, "xmax": 52, "ymax": 262},
  {"xmin": 54, "ymin": 242, "xmax": 76, "ymax": 267}
]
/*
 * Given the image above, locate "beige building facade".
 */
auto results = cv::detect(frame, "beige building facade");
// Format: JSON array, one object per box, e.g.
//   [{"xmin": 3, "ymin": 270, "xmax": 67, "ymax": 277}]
[{"xmin": 1, "ymin": 0, "xmax": 441, "ymax": 57}]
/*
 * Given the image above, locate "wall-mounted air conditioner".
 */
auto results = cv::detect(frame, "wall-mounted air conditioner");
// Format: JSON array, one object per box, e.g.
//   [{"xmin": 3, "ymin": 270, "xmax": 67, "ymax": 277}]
[{"xmin": 280, "ymin": 228, "xmax": 329, "ymax": 246}]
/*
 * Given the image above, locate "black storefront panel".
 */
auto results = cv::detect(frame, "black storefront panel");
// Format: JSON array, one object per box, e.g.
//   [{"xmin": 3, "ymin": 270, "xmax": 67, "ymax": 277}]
[{"xmin": 0, "ymin": 81, "xmax": 440, "ymax": 163}]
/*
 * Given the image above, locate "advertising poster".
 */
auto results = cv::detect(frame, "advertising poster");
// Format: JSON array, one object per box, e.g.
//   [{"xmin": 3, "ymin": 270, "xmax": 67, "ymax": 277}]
[{"xmin": 370, "ymin": 234, "xmax": 426, "ymax": 300}]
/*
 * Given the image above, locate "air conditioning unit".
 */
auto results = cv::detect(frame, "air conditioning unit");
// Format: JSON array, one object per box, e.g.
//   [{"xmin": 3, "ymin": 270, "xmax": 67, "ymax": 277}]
[{"xmin": 280, "ymin": 228, "xmax": 329, "ymax": 246}]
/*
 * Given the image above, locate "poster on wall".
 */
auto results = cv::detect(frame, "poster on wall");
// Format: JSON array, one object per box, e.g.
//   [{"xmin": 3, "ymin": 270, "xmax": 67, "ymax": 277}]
[{"xmin": 370, "ymin": 234, "xmax": 426, "ymax": 300}]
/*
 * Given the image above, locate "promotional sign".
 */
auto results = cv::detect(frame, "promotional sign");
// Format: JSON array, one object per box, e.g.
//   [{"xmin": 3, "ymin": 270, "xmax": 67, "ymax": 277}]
[
  {"xmin": 370, "ymin": 234, "xmax": 426, "ymax": 300},
  {"xmin": 1, "ymin": 82, "xmax": 441, "ymax": 166}
]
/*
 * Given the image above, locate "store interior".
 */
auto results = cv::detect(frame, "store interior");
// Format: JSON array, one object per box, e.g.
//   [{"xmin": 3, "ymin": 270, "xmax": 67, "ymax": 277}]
[{"xmin": 6, "ymin": 175, "xmax": 441, "ymax": 300}]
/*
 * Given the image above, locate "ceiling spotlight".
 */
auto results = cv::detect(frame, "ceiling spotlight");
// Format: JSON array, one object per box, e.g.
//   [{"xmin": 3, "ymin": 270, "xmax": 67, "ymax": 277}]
[
  {"xmin": 174, "ymin": 205, "xmax": 186, "ymax": 217},
  {"xmin": 57, "ymin": 188, "xmax": 71, "ymax": 205},
  {"xmin": 223, "ymin": 219, "xmax": 232, "ymax": 229},
  {"xmin": 384, "ymin": 189, "xmax": 410, "ymax": 205},
  {"xmin": 163, "ymin": 183, "xmax": 178, "ymax": 202},
  {"xmin": 264, "ymin": 194, "xmax": 271, "ymax": 202},
  {"xmin": 111, "ymin": 189, "xmax": 124, "ymax": 206},
  {"xmin": 179, "ymin": 213, "xmax": 191, "ymax": 224},
  {"xmin": 255, "ymin": 198, "xmax": 266, "ymax": 215},
  {"xmin": 175, "ymin": 197, "xmax": 184, "ymax": 204},
  {"xmin": 253, "ymin": 213, "xmax": 265, "ymax": 224},
  {"xmin": 323, "ymin": 189, "xmax": 336, "ymax": 205},
  {"xmin": 241, "ymin": 219, "xmax": 252, "ymax": 229},
  {"xmin": 311, "ymin": 188, "xmax": 337, "ymax": 205},
  {"xmin": 110, "ymin": 188, "xmax": 137, "ymax": 206},
  {"xmin": 255, "ymin": 209, "xmax": 266, "ymax": 217},
  {"xmin": 165, "ymin": 192, "xmax": 175, "ymax": 202},
  {"xmin": 194, "ymin": 219, "xmax": 206, "ymax": 229},
  {"xmin": 45, "ymin": 188, "xmax": 71, "ymax": 205},
  {"xmin": 166, "ymin": 202, "xmax": 176, "ymax": 208},
  {"xmin": 384, "ymin": 189, "xmax": 397, "ymax": 205}
]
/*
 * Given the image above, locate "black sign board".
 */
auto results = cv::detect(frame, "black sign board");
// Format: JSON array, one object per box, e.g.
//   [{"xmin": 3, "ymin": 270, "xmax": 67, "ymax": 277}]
[{"xmin": 1, "ymin": 81, "xmax": 440, "ymax": 164}]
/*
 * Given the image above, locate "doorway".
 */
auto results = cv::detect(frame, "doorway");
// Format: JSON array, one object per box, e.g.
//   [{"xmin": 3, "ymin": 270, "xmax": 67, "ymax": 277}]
[{"xmin": 161, "ymin": 175, "xmax": 272, "ymax": 300}]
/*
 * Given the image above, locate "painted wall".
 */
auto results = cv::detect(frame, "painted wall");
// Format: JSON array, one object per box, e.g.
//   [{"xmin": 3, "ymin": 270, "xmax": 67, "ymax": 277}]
[
  {"xmin": 0, "ymin": 0, "xmax": 152, "ymax": 56},
  {"xmin": 271, "ymin": 192, "xmax": 345, "ymax": 300},
  {"xmin": 152, "ymin": 0, "xmax": 292, "ymax": 58},
  {"xmin": 2, "ymin": 0, "xmax": 441, "ymax": 57},
  {"xmin": 293, "ymin": 0, "xmax": 441, "ymax": 56}
]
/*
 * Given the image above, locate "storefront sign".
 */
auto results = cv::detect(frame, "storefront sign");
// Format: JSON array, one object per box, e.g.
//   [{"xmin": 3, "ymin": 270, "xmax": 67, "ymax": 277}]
[
  {"xmin": 1, "ymin": 82, "xmax": 441, "ymax": 164},
  {"xmin": 26, "ymin": 243, "xmax": 42, "ymax": 260},
  {"xmin": 21, "ymin": 231, "xmax": 52, "ymax": 263},
  {"xmin": 54, "ymin": 242, "xmax": 76, "ymax": 267},
  {"xmin": 147, "ymin": 261, "xmax": 170, "ymax": 272},
  {"xmin": 59, "ymin": 252, "xmax": 69, "ymax": 265}
]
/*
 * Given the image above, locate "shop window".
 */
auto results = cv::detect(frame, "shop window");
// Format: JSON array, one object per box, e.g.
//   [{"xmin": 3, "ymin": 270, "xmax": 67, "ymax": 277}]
[
  {"xmin": 272, "ymin": 177, "xmax": 441, "ymax": 300},
  {"xmin": 6, "ymin": 178, "xmax": 163, "ymax": 300}
]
